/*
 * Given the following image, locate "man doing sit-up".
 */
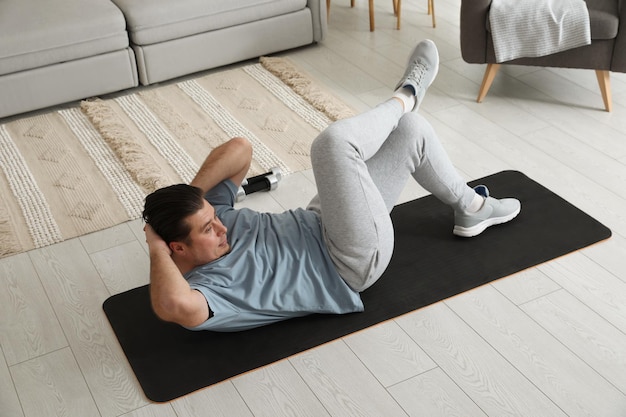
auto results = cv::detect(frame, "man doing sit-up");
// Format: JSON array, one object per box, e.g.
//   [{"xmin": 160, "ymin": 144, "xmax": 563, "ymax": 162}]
[{"xmin": 142, "ymin": 40, "xmax": 521, "ymax": 332}]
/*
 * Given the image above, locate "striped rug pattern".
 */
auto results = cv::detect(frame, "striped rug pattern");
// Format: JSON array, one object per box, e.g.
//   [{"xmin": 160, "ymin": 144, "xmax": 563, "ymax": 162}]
[{"xmin": 0, "ymin": 58, "xmax": 353, "ymax": 258}]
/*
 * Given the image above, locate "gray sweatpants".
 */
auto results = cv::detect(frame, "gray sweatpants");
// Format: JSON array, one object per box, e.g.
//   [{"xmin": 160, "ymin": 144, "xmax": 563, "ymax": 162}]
[{"xmin": 308, "ymin": 99, "xmax": 476, "ymax": 292}]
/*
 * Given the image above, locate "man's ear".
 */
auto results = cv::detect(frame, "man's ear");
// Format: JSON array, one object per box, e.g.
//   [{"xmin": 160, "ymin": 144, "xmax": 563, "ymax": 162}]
[{"xmin": 169, "ymin": 241, "xmax": 186, "ymax": 254}]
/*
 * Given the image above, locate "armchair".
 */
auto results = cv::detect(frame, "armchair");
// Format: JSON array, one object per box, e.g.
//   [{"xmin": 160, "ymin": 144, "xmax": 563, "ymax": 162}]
[{"xmin": 460, "ymin": 0, "xmax": 625, "ymax": 111}]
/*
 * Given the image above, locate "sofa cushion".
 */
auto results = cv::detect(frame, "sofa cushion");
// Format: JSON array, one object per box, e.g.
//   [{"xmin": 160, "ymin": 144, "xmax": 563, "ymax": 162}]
[
  {"xmin": 486, "ymin": 0, "xmax": 619, "ymax": 41},
  {"xmin": 585, "ymin": 0, "xmax": 620, "ymax": 40},
  {"xmin": 112, "ymin": 0, "xmax": 308, "ymax": 45},
  {"xmin": 0, "ymin": 0, "xmax": 129, "ymax": 76}
]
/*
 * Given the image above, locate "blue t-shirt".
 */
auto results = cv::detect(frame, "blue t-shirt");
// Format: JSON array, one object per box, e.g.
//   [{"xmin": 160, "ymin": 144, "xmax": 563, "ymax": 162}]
[{"xmin": 184, "ymin": 180, "xmax": 364, "ymax": 332}]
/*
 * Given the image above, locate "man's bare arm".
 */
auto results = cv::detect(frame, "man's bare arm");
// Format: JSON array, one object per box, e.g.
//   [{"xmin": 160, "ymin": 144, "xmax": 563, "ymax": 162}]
[
  {"xmin": 144, "ymin": 137, "xmax": 251, "ymax": 326},
  {"xmin": 190, "ymin": 137, "xmax": 252, "ymax": 194},
  {"xmin": 145, "ymin": 224, "xmax": 209, "ymax": 327}
]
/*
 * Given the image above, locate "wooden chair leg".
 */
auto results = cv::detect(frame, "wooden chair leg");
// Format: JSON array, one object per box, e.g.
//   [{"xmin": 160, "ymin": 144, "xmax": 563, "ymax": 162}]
[
  {"xmin": 396, "ymin": 0, "xmax": 402, "ymax": 29},
  {"xmin": 428, "ymin": 0, "xmax": 436, "ymax": 28},
  {"xmin": 326, "ymin": 0, "xmax": 330, "ymax": 20},
  {"xmin": 389, "ymin": 0, "xmax": 403, "ymax": 30},
  {"xmin": 596, "ymin": 70, "xmax": 612, "ymax": 112},
  {"xmin": 477, "ymin": 63, "xmax": 501, "ymax": 103},
  {"xmin": 369, "ymin": 0, "xmax": 375, "ymax": 31},
  {"xmin": 351, "ymin": 0, "xmax": 355, "ymax": 6}
]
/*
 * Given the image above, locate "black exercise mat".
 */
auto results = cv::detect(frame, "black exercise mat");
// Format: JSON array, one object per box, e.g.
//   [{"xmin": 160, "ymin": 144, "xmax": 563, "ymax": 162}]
[{"xmin": 103, "ymin": 170, "xmax": 611, "ymax": 402}]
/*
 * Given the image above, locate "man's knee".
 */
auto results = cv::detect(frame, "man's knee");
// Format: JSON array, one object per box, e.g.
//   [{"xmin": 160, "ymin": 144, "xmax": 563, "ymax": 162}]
[
  {"xmin": 396, "ymin": 113, "xmax": 437, "ymax": 152},
  {"xmin": 311, "ymin": 123, "xmax": 353, "ymax": 166},
  {"xmin": 312, "ymin": 122, "xmax": 341, "ymax": 149},
  {"xmin": 399, "ymin": 112, "xmax": 433, "ymax": 135}
]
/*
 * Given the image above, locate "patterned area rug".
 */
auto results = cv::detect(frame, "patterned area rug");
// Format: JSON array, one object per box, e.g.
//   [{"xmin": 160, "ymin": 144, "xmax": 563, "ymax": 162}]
[{"xmin": 0, "ymin": 58, "xmax": 354, "ymax": 258}]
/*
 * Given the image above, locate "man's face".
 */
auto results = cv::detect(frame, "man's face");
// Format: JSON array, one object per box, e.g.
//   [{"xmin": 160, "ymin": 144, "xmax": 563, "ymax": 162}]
[{"xmin": 180, "ymin": 199, "xmax": 230, "ymax": 265}]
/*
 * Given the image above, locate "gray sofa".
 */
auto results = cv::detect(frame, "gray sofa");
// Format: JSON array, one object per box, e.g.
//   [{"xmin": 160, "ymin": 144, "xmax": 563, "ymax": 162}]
[{"xmin": 0, "ymin": 0, "xmax": 327, "ymax": 119}]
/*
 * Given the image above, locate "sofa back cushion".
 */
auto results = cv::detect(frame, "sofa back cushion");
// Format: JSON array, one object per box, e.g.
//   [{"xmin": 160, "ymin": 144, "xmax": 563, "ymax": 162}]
[
  {"xmin": 112, "ymin": 0, "xmax": 309, "ymax": 45},
  {"xmin": 0, "ymin": 0, "xmax": 128, "ymax": 76},
  {"xmin": 585, "ymin": 0, "xmax": 620, "ymax": 40}
]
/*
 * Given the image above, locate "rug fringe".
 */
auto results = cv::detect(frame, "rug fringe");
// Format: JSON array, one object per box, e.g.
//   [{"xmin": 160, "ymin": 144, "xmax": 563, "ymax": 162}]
[
  {"xmin": 0, "ymin": 206, "xmax": 21, "ymax": 257},
  {"xmin": 80, "ymin": 99, "xmax": 170, "ymax": 192},
  {"xmin": 259, "ymin": 57, "xmax": 354, "ymax": 121}
]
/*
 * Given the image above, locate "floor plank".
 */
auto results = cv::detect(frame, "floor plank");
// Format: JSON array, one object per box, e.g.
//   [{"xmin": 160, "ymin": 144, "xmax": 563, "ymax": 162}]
[
  {"xmin": 90, "ymin": 240, "xmax": 150, "ymax": 294},
  {"xmin": 290, "ymin": 340, "xmax": 409, "ymax": 417},
  {"xmin": 343, "ymin": 321, "xmax": 436, "ymax": 388},
  {"xmin": 446, "ymin": 285, "xmax": 626, "ymax": 416},
  {"xmin": 0, "ymin": 253, "xmax": 66, "ymax": 366},
  {"xmin": 10, "ymin": 348, "xmax": 100, "ymax": 417},
  {"xmin": 232, "ymin": 360, "xmax": 330, "ymax": 417},
  {"xmin": 389, "ymin": 367, "xmax": 488, "ymax": 417},
  {"xmin": 539, "ymin": 252, "xmax": 626, "ymax": 332},
  {"xmin": 396, "ymin": 303, "xmax": 568, "ymax": 417},
  {"xmin": 171, "ymin": 381, "xmax": 254, "ymax": 417},
  {"xmin": 28, "ymin": 239, "xmax": 147, "ymax": 417},
  {"xmin": 521, "ymin": 289, "xmax": 626, "ymax": 394},
  {"xmin": 118, "ymin": 403, "xmax": 177, "ymax": 417},
  {"xmin": 0, "ymin": 345, "xmax": 24, "ymax": 417},
  {"xmin": 491, "ymin": 268, "xmax": 561, "ymax": 306}
]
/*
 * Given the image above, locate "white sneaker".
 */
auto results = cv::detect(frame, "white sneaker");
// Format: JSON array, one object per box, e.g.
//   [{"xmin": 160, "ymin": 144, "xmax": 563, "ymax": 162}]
[
  {"xmin": 453, "ymin": 185, "xmax": 521, "ymax": 237},
  {"xmin": 394, "ymin": 39, "xmax": 440, "ymax": 111}
]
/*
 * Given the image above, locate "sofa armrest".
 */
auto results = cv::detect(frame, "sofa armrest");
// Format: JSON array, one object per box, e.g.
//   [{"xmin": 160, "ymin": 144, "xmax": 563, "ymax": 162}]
[
  {"xmin": 460, "ymin": 0, "xmax": 493, "ymax": 64},
  {"xmin": 611, "ymin": 0, "xmax": 626, "ymax": 71},
  {"xmin": 307, "ymin": 0, "xmax": 328, "ymax": 42}
]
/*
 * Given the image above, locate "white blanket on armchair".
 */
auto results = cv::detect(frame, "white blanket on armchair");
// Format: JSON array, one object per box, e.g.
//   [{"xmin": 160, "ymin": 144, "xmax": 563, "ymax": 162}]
[{"xmin": 489, "ymin": 0, "xmax": 591, "ymax": 63}]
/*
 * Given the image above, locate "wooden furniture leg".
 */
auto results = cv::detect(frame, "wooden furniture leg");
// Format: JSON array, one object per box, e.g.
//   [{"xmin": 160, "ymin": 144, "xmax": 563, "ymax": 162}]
[
  {"xmin": 428, "ymin": 0, "xmax": 436, "ymax": 28},
  {"xmin": 331, "ymin": 0, "xmax": 402, "ymax": 32},
  {"xmin": 396, "ymin": 0, "xmax": 402, "ymax": 29},
  {"xmin": 477, "ymin": 63, "xmax": 501, "ymax": 103},
  {"xmin": 596, "ymin": 70, "xmax": 612, "ymax": 112}
]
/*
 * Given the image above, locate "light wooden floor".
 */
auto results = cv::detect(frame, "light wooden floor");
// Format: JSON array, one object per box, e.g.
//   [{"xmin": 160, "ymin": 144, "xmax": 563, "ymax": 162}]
[{"xmin": 2, "ymin": 1, "xmax": 626, "ymax": 416}]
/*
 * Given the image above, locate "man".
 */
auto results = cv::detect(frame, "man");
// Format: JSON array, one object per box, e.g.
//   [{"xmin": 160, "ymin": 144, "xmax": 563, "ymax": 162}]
[{"xmin": 142, "ymin": 40, "xmax": 521, "ymax": 332}]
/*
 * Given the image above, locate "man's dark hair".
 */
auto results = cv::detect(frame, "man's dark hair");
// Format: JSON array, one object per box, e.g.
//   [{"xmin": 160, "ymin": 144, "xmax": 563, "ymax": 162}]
[{"xmin": 142, "ymin": 184, "xmax": 205, "ymax": 245}]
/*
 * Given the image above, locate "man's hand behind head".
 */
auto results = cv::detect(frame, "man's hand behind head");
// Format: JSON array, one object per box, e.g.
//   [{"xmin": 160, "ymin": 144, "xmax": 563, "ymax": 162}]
[{"xmin": 144, "ymin": 223, "xmax": 172, "ymax": 256}]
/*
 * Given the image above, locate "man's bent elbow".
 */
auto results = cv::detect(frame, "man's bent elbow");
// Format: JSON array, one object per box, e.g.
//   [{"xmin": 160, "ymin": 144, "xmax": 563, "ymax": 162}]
[
  {"xmin": 229, "ymin": 136, "xmax": 252, "ymax": 155},
  {"xmin": 151, "ymin": 295, "xmax": 208, "ymax": 328}
]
